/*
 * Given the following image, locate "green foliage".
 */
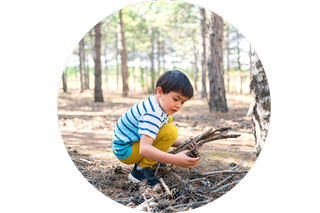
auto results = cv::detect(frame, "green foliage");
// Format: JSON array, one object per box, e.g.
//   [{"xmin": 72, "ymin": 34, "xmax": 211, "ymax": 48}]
[{"xmin": 65, "ymin": 1, "xmax": 251, "ymax": 92}]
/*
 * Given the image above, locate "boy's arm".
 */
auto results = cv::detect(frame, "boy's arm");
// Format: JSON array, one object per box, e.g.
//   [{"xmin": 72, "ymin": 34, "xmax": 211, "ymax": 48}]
[
  {"xmin": 139, "ymin": 135, "xmax": 200, "ymax": 168},
  {"xmin": 172, "ymin": 138, "xmax": 184, "ymax": 147},
  {"xmin": 172, "ymin": 138, "xmax": 196, "ymax": 148}
]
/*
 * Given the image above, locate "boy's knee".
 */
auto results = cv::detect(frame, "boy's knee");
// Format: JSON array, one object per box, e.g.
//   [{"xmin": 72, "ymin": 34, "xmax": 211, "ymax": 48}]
[{"xmin": 162, "ymin": 123, "xmax": 178, "ymax": 139}]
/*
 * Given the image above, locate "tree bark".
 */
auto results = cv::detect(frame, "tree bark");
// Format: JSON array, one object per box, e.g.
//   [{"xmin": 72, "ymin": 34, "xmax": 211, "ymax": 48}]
[
  {"xmin": 62, "ymin": 69, "xmax": 67, "ymax": 93},
  {"xmin": 200, "ymin": 7, "xmax": 207, "ymax": 98},
  {"xmin": 149, "ymin": 26, "xmax": 155, "ymax": 93},
  {"xmin": 207, "ymin": 12, "xmax": 228, "ymax": 112},
  {"xmin": 236, "ymin": 31, "xmax": 242, "ymax": 93},
  {"xmin": 115, "ymin": 32, "xmax": 120, "ymax": 91},
  {"xmin": 247, "ymin": 53, "xmax": 270, "ymax": 156},
  {"xmin": 104, "ymin": 47, "xmax": 109, "ymax": 90},
  {"xmin": 157, "ymin": 29, "xmax": 161, "ymax": 78},
  {"xmin": 79, "ymin": 38, "xmax": 85, "ymax": 93},
  {"xmin": 161, "ymin": 40, "xmax": 166, "ymax": 73},
  {"xmin": 83, "ymin": 51, "xmax": 88, "ymax": 90},
  {"xmin": 226, "ymin": 28, "xmax": 231, "ymax": 93},
  {"xmin": 94, "ymin": 22, "xmax": 104, "ymax": 102},
  {"xmin": 191, "ymin": 33, "xmax": 198, "ymax": 91},
  {"xmin": 119, "ymin": 9, "xmax": 129, "ymax": 97}
]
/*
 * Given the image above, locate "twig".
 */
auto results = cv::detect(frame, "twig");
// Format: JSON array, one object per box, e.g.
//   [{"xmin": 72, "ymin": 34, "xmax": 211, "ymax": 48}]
[
  {"xmin": 142, "ymin": 193, "xmax": 151, "ymax": 212},
  {"xmin": 211, "ymin": 180, "xmax": 241, "ymax": 194},
  {"xmin": 79, "ymin": 158, "xmax": 94, "ymax": 164},
  {"xmin": 166, "ymin": 199, "xmax": 213, "ymax": 211},
  {"xmin": 230, "ymin": 160, "xmax": 246, "ymax": 170},
  {"xmin": 115, "ymin": 200, "xmax": 130, "ymax": 203},
  {"xmin": 171, "ymin": 193, "xmax": 186, "ymax": 205},
  {"xmin": 201, "ymin": 170, "xmax": 249, "ymax": 177},
  {"xmin": 154, "ymin": 163, "xmax": 160, "ymax": 177},
  {"xmin": 160, "ymin": 178, "xmax": 172, "ymax": 196},
  {"xmin": 134, "ymin": 197, "xmax": 154, "ymax": 211},
  {"xmin": 170, "ymin": 177, "xmax": 207, "ymax": 188},
  {"xmin": 169, "ymin": 127, "xmax": 214, "ymax": 154},
  {"xmin": 173, "ymin": 173, "xmax": 190, "ymax": 188},
  {"xmin": 211, "ymin": 175, "xmax": 233, "ymax": 188}
]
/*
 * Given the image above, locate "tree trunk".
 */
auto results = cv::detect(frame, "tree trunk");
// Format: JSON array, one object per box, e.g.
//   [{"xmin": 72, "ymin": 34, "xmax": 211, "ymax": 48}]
[
  {"xmin": 119, "ymin": 9, "xmax": 129, "ymax": 97},
  {"xmin": 79, "ymin": 38, "xmax": 85, "ymax": 93},
  {"xmin": 236, "ymin": 31, "xmax": 242, "ymax": 93},
  {"xmin": 115, "ymin": 32, "xmax": 119, "ymax": 90},
  {"xmin": 207, "ymin": 12, "xmax": 228, "ymax": 113},
  {"xmin": 200, "ymin": 7, "xmax": 207, "ymax": 98},
  {"xmin": 226, "ymin": 28, "xmax": 231, "ymax": 93},
  {"xmin": 157, "ymin": 29, "xmax": 161, "ymax": 78},
  {"xmin": 85, "ymin": 58, "xmax": 90, "ymax": 89},
  {"xmin": 162, "ymin": 40, "xmax": 166, "ymax": 73},
  {"xmin": 62, "ymin": 69, "xmax": 67, "ymax": 93},
  {"xmin": 94, "ymin": 22, "xmax": 104, "ymax": 102},
  {"xmin": 104, "ymin": 47, "xmax": 109, "ymax": 90},
  {"xmin": 191, "ymin": 34, "xmax": 198, "ymax": 91},
  {"xmin": 149, "ymin": 26, "xmax": 155, "ymax": 92},
  {"xmin": 247, "ymin": 52, "xmax": 271, "ymax": 156}
]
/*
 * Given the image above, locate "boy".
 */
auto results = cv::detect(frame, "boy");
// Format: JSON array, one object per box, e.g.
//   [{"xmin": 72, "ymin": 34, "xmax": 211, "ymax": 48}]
[{"xmin": 112, "ymin": 70, "xmax": 201, "ymax": 186}]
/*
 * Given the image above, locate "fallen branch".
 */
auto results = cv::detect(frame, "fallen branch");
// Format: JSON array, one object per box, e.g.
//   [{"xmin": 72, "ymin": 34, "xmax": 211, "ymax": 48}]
[
  {"xmin": 173, "ymin": 173, "xmax": 190, "ymax": 189},
  {"xmin": 142, "ymin": 193, "xmax": 151, "ymax": 212},
  {"xmin": 165, "ymin": 199, "xmax": 213, "ymax": 211},
  {"xmin": 79, "ymin": 158, "xmax": 94, "ymax": 164},
  {"xmin": 160, "ymin": 178, "xmax": 172, "ymax": 197},
  {"xmin": 186, "ymin": 134, "xmax": 241, "ymax": 158},
  {"xmin": 211, "ymin": 175, "xmax": 233, "ymax": 188},
  {"xmin": 170, "ymin": 127, "xmax": 241, "ymax": 158},
  {"xmin": 169, "ymin": 127, "xmax": 214, "ymax": 154},
  {"xmin": 134, "ymin": 197, "xmax": 155, "ymax": 211},
  {"xmin": 201, "ymin": 170, "xmax": 249, "ymax": 177},
  {"xmin": 211, "ymin": 180, "xmax": 241, "ymax": 194}
]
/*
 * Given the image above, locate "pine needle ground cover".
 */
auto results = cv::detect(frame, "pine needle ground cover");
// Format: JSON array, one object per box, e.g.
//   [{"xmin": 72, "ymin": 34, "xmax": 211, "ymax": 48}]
[{"xmin": 58, "ymin": 90, "xmax": 257, "ymax": 212}]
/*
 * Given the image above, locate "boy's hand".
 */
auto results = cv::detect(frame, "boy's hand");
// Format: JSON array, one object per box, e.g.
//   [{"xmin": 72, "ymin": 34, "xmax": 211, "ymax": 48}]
[
  {"xmin": 175, "ymin": 150, "xmax": 201, "ymax": 168},
  {"xmin": 188, "ymin": 136, "xmax": 196, "ymax": 149}
]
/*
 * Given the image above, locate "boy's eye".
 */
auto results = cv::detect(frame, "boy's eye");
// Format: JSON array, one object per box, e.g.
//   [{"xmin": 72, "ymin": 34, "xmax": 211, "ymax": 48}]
[{"xmin": 173, "ymin": 98, "xmax": 178, "ymax": 101}]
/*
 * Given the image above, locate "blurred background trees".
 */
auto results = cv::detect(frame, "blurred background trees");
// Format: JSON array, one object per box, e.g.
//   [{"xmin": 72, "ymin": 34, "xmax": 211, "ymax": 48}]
[{"xmin": 61, "ymin": 1, "xmax": 255, "ymax": 111}]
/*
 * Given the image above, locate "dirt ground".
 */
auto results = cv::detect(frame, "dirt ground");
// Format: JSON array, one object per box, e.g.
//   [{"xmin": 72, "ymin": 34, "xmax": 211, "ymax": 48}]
[{"xmin": 57, "ymin": 89, "xmax": 257, "ymax": 211}]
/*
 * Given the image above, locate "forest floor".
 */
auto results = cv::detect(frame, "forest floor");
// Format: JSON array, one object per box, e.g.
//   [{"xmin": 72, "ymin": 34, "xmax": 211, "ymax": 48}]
[{"xmin": 58, "ymin": 89, "xmax": 257, "ymax": 212}]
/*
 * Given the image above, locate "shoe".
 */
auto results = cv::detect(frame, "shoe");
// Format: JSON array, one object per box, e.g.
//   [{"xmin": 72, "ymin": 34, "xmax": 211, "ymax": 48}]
[{"xmin": 128, "ymin": 164, "xmax": 161, "ymax": 187}]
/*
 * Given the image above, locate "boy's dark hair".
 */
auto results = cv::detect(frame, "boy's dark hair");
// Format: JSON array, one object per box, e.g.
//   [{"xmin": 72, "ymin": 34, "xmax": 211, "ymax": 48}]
[{"xmin": 155, "ymin": 70, "xmax": 194, "ymax": 99}]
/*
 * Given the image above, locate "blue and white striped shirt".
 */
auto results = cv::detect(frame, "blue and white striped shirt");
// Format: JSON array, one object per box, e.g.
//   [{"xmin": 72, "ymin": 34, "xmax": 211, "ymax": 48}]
[{"xmin": 112, "ymin": 95, "xmax": 169, "ymax": 159}]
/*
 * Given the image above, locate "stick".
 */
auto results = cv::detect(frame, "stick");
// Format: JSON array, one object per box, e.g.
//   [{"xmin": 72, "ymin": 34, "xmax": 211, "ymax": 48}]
[
  {"xmin": 142, "ymin": 193, "xmax": 151, "ymax": 212},
  {"xmin": 211, "ymin": 175, "xmax": 233, "ymax": 188},
  {"xmin": 211, "ymin": 180, "xmax": 241, "ymax": 194},
  {"xmin": 171, "ymin": 126, "xmax": 241, "ymax": 155},
  {"xmin": 230, "ymin": 160, "xmax": 246, "ymax": 170},
  {"xmin": 169, "ymin": 127, "xmax": 213, "ymax": 154},
  {"xmin": 114, "ymin": 200, "xmax": 130, "ymax": 203},
  {"xmin": 173, "ymin": 173, "xmax": 190, "ymax": 188},
  {"xmin": 79, "ymin": 158, "xmax": 94, "ymax": 164},
  {"xmin": 134, "ymin": 197, "xmax": 154, "ymax": 211},
  {"xmin": 154, "ymin": 163, "xmax": 161, "ymax": 177},
  {"xmin": 201, "ymin": 170, "xmax": 249, "ymax": 177},
  {"xmin": 160, "ymin": 178, "xmax": 172, "ymax": 196},
  {"xmin": 166, "ymin": 199, "xmax": 212, "ymax": 211}
]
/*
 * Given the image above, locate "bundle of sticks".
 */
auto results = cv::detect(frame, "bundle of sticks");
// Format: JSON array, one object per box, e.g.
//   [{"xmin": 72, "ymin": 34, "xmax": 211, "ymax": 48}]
[{"xmin": 169, "ymin": 127, "xmax": 241, "ymax": 158}]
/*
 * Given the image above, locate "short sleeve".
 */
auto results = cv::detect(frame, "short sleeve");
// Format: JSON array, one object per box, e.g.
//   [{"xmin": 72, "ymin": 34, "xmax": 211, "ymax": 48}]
[{"xmin": 138, "ymin": 112, "xmax": 163, "ymax": 140}]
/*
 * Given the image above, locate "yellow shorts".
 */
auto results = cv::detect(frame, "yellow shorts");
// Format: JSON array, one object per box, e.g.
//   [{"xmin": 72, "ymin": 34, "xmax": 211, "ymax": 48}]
[{"xmin": 118, "ymin": 115, "xmax": 177, "ymax": 168}]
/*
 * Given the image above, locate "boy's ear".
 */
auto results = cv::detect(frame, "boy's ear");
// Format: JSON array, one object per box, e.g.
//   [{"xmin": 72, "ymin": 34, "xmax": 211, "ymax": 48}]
[{"xmin": 156, "ymin": 87, "xmax": 162, "ymax": 96}]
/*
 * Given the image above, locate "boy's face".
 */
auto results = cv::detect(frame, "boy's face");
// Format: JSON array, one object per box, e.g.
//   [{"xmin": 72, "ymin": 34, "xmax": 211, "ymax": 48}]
[{"xmin": 156, "ymin": 87, "xmax": 189, "ymax": 115}]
